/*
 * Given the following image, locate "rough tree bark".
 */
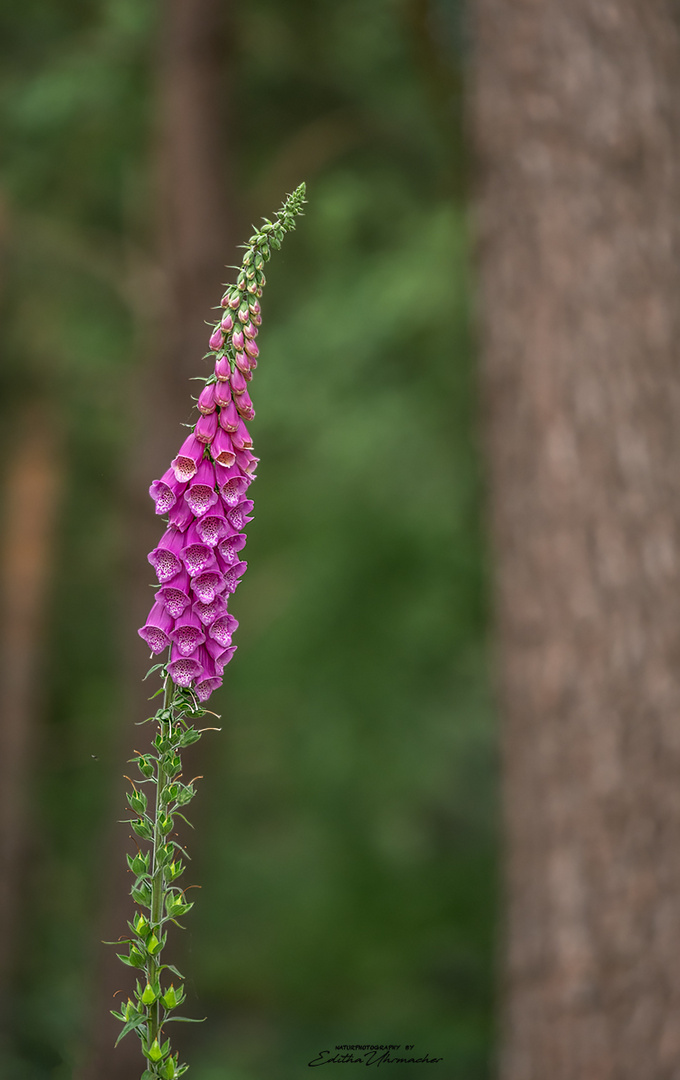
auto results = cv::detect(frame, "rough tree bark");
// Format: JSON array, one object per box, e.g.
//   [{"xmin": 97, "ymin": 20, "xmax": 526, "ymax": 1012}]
[
  {"xmin": 77, "ymin": 2, "xmax": 235, "ymax": 1076},
  {"xmin": 471, "ymin": 3, "xmax": 680, "ymax": 1079}
]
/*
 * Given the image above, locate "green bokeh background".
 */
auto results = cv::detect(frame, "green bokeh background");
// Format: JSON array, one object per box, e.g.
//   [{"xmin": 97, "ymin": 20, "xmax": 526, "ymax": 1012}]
[{"xmin": 0, "ymin": 1, "xmax": 497, "ymax": 1076}]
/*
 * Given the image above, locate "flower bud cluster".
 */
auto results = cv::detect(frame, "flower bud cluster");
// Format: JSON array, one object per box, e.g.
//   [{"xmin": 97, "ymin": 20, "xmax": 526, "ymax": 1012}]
[{"xmin": 139, "ymin": 184, "xmax": 306, "ymax": 700}]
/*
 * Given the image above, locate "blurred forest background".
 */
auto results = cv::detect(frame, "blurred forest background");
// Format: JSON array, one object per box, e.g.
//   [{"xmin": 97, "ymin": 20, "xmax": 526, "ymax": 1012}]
[{"xmin": 0, "ymin": 1, "xmax": 495, "ymax": 1078}]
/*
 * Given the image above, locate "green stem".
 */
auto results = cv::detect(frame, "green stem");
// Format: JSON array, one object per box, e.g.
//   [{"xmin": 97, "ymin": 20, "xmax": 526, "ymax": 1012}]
[{"xmin": 147, "ymin": 675, "xmax": 173, "ymax": 1051}]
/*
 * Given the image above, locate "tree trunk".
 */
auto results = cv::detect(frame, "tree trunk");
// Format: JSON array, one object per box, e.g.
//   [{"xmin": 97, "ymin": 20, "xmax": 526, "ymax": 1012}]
[
  {"xmin": 0, "ymin": 406, "xmax": 61, "ymax": 1026},
  {"xmin": 470, "ymin": 3, "xmax": 680, "ymax": 1078},
  {"xmin": 77, "ymin": 3, "xmax": 235, "ymax": 1076}
]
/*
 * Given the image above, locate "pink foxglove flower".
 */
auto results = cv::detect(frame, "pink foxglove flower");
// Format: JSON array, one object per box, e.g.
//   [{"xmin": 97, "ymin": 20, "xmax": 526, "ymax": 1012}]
[{"xmin": 118, "ymin": 186, "xmax": 306, "ymax": 1080}]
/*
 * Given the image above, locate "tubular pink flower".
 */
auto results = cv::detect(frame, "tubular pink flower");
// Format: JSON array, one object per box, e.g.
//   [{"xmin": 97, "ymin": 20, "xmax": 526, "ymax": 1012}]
[
  {"xmin": 217, "ymin": 532, "xmax": 247, "ymax": 565},
  {"xmin": 191, "ymin": 569, "xmax": 226, "ymax": 605},
  {"xmin": 235, "ymin": 449, "xmax": 258, "ymax": 476},
  {"xmin": 195, "ymin": 675, "xmax": 223, "ymax": 702},
  {"xmin": 167, "ymin": 498, "xmax": 194, "ymax": 531},
  {"xmin": 169, "ymin": 608, "xmax": 207, "ymax": 657},
  {"xmin": 157, "ymin": 571, "xmax": 192, "ymax": 618},
  {"xmin": 231, "ymin": 418, "xmax": 253, "ymax": 451},
  {"xmin": 234, "ymin": 352, "xmax": 251, "ymax": 376},
  {"xmin": 225, "ymin": 499, "xmax": 254, "ymax": 532},
  {"xmin": 172, "ymin": 434, "xmax": 204, "ymax": 483},
  {"xmin": 220, "ymin": 559, "xmax": 247, "ymax": 595},
  {"xmin": 197, "ymin": 383, "xmax": 217, "ymax": 414},
  {"xmin": 211, "ymin": 643, "xmax": 237, "ymax": 672},
  {"xmin": 139, "ymin": 185, "xmax": 307, "ymax": 706},
  {"xmin": 209, "ymin": 612, "xmax": 238, "ymax": 648},
  {"xmin": 211, "ymin": 428, "xmax": 236, "ymax": 468},
  {"xmin": 195, "ymin": 503, "xmax": 229, "ymax": 547},
  {"xmin": 167, "ymin": 647, "xmax": 204, "ymax": 688},
  {"xmin": 149, "ymin": 468, "xmax": 187, "ymax": 515},
  {"xmin": 185, "ymin": 459, "xmax": 219, "ymax": 517},
  {"xmin": 216, "ymin": 463, "xmax": 251, "ymax": 507},
  {"xmin": 215, "ymin": 355, "xmax": 231, "ymax": 381},
  {"xmin": 219, "ymin": 400, "xmax": 240, "ymax": 432},
  {"xmin": 230, "ymin": 368, "xmax": 247, "ymax": 396},
  {"xmin": 148, "ymin": 528, "xmax": 185, "ymax": 583},
  {"xmin": 214, "ymin": 379, "xmax": 232, "ymax": 408},
  {"xmin": 195, "ymin": 410, "xmax": 218, "ymax": 445},
  {"xmin": 138, "ymin": 600, "xmax": 174, "ymax": 654},
  {"xmin": 192, "ymin": 594, "xmax": 228, "ymax": 627},
  {"xmin": 235, "ymin": 389, "xmax": 255, "ymax": 420},
  {"xmin": 180, "ymin": 524, "xmax": 217, "ymax": 577}
]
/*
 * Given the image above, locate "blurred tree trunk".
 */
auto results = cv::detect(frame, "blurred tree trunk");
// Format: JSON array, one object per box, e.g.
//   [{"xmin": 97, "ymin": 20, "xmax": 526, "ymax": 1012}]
[
  {"xmin": 0, "ymin": 407, "xmax": 61, "ymax": 1034},
  {"xmin": 78, "ymin": 2, "xmax": 236, "ymax": 1076},
  {"xmin": 471, "ymin": 3, "xmax": 680, "ymax": 1078}
]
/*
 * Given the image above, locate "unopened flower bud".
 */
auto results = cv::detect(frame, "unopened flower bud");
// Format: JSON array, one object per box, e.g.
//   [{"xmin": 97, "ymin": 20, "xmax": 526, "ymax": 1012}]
[
  {"xmin": 209, "ymin": 327, "xmax": 224, "ymax": 351},
  {"xmin": 214, "ymin": 355, "xmax": 232, "ymax": 381},
  {"xmin": 195, "ymin": 410, "xmax": 218, "ymax": 445},
  {"xmin": 220, "ymin": 312, "xmax": 234, "ymax": 332},
  {"xmin": 214, "ymin": 379, "xmax": 232, "ymax": 407},
  {"xmin": 197, "ymin": 383, "xmax": 217, "ymax": 414}
]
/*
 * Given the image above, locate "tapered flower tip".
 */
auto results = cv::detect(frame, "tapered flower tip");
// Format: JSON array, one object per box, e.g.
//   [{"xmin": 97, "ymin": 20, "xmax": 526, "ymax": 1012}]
[
  {"xmin": 232, "ymin": 329, "xmax": 245, "ymax": 351},
  {"xmin": 244, "ymin": 338, "xmax": 259, "ymax": 359},
  {"xmin": 220, "ymin": 312, "xmax": 234, "ymax": 332},
  {"xmin": 213, "ymin": 644, "xmax": 237, "ymax": 673},
  {"xmin": 185, "ymin": 458, "xmax": 219, "ymax": 517},
  {"xmin": 243, "ymin": 321, "xmax": 258, "ymax": 340},
  {"xmin": 167, "ymin": 497, "xmax": 194, "ymax": 531},
  {"xmin": 209, "ymin": 327, "xmax": 224, "ymax": 351},
  {"xmin": 209, "ymin": 612, "xmax": 238, "ymax": 648},
  {"xmin": 172, "ymin": 434, "xmax": 204, "ymax": 483},
  {"xmin": 221, "ymin": 559, "xmax": 247, "ymax": 594},
  {"xmin": 220, "ymin": 292, "xmax": 230, "ymax": 308},
  {"xmin": 192, "ymin": 594, "xmax": 227, "ymax": 627},
  {"xmin": 228, "ymin": 293, "xmax": 240, "ymax": 310},
  {"xmin": 195, "ymin": 410, "xmax": 218, "ymax": 446},
  {"xmin": 230, "ymin": 367, "xmax": 247, "ymax": 396},
  {"xmin": 249, "ymin": 299, "xmax": 261, "ymax": 316},
  {"xmin": 235, "ymin": 449, "xmax": 259, "ymax": 477},
  {"xmin": 235, "ymin": 389, "xmax": 255, "ymax": 421},
  {"xmin": 231, "ymin": 417, "xmax": 253, "ymax": 451},
  {"xmin": 226, "ymin": 500, "xmax": 254, "ymax": 531},
  {"xmin": 195, "ymin": 675, "xmax": 222, "ymax": 702},
  {"xmin": 219, "ymin": 400, "xmax": 240, "ymax": 433},
  {"xmin": 169, "ymin": 609, "xmax": 206, "ymax": 657},
  {"xmin": 217, "ymin": 464, "xmax": 250, "ymax": 508},
  {"xmin": 214, "ymin": 378, "xmax": 232, "ymax": 409},
  {"xmin": 234, "ymin": 352, "xmax": 251, "ymax": 376},
  {"xmin": 210, "ymin": 428, "xmax": 236, "ymax": 468},
  {"xmin": 138, "ymin": 600, "xmax": 174, "ymax": 654},
  {"xmin": 217, "ymin": 531, "xmax": 247, "ymax": 564},
  {"xmin": 192, "ymin": 569, "xmax": 226, "ymax": 605},
  {"xmin": 196, "ymin": 504, "xmax": 228, "ymax": 547},
  {"xmin": 149, "ymin": 468, "xmax": 186, "ymax": 515},
  {"xmin": 214, "ymin": 355, "xmax": 232, "ymax": 382},
  {"xmin": 197, "ymin": 383, "xmax": 217, "ymax": 415},
  {"xmin": 168, "ymin": 649, "xmax": 204, "ymax": 688},
  {"xmin": 148, "ymin": 528, "xmax": 185, "ymax": 583}
]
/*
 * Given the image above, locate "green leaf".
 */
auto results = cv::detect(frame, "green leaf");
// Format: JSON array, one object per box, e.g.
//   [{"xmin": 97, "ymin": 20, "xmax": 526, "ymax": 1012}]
[
  {"xmin": 114, "ymin": 1015, "xmax": 146, "ymax": 1047},
  {"xmin": 164, "ymin": 1015, "xmax": 206, "ymax": 1023}
]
